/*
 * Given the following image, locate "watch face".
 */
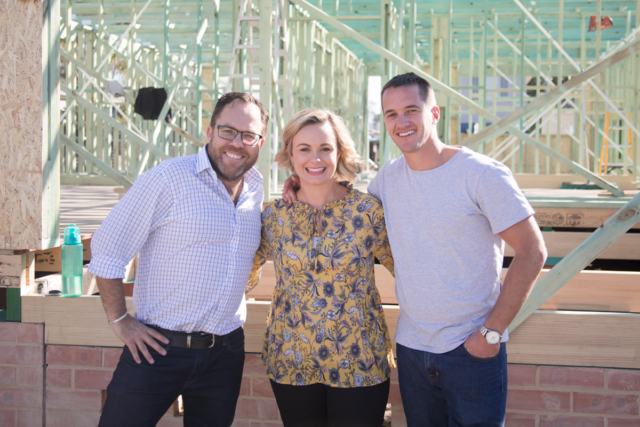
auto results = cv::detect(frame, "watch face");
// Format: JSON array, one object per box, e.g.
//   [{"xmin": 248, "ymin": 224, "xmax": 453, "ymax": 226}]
[{"xmin": 486, "ymin": 331, "xmax": 501, "ymax": 345}]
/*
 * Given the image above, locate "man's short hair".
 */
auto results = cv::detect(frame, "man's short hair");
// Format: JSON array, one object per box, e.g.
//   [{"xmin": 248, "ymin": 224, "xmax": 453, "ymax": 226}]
[
  {"xmin": 210, "ymin": 92, "xmax": 269, "ymax": 134},
  {"xmin": 381, "ymin": 72, "xmax": 436, "ymax": 106}
]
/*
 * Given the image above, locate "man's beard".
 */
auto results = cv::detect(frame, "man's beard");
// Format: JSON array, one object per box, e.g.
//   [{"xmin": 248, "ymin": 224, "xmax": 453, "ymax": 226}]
[{"xmin": 208, "ymin": 144, "xmax": 258, "ymax": 183}]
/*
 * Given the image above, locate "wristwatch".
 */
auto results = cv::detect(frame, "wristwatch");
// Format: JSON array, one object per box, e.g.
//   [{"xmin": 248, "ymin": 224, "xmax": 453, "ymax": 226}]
[{"xmin": 479, "ymin": 325, "xmax": 502, "ymax": 345}]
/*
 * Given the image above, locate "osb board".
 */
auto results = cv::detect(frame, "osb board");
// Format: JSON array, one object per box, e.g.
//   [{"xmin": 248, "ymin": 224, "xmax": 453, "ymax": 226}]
[
  {"xmin": 22, "ymin": 295, "xmax": 640, "ymax": 369},
  {"xmin": 0, "ymin": 0, "xmax": 44, "ymax": 250},
  {"xmin": 248, "ymin": 264, "xmax": 640, "ymax": 313}
]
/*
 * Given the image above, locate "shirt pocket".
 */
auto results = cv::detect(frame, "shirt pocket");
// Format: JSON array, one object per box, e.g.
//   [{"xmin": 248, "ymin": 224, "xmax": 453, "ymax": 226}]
[{"xmin": 171, "ymin": 195, "xmax": 234, "ymax": 244}]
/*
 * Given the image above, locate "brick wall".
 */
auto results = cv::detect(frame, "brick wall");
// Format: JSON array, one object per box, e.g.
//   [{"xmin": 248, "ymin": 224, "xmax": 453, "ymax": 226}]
[
  {"xmin": 0, "ymin": 322, "xmax": 44, "ymax": 427},
  {"xmin": 2, "ymin": 327, "xmax": 639, "ymax": 427}
]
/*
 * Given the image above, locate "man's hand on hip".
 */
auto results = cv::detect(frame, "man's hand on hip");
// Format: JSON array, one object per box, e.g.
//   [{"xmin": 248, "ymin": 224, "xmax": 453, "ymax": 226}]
[
  {"xmin": 111, "ymin": 315, "xmax": 169, "ymax": 364},
  {"xmin": 464, "ymin": 330, "xmax": 500, "ymax": 359}
]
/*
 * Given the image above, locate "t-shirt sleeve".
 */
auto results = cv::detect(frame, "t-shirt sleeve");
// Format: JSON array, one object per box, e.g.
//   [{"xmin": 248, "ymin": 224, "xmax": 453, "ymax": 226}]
[
  {"xmin": 367, "ymin": 165, "xmax": 384, "ymax": 199},
  {"xmin": 475, "ymin": 163, "xmax": 535, "ymax": 234}
]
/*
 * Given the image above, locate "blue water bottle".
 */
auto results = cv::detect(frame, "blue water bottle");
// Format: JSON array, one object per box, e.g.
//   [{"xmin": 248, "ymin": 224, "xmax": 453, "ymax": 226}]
[{"xmin": 62, "ymin": 224, "xmax": 83, "ymax": 297}]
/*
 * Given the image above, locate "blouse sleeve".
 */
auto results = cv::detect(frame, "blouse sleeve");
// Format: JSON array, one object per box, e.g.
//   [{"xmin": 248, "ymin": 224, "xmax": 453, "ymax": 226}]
[
  {"xmin": 371, "ymin": 204, "xmax": 395, "ymax": 277},
  {"xmin": 245, "ymin": 218, "xmax": 271, "ymax": 294}
]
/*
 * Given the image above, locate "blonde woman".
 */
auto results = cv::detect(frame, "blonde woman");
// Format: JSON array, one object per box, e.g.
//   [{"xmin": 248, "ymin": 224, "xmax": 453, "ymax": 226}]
[{"xmin": 246, "ymin": 109, "xmax": 395, "ymax": 427}]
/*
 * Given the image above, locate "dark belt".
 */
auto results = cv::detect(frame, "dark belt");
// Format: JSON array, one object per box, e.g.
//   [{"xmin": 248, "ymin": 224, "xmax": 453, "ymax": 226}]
[{"xmin": 147, "ymin": 325, "xmax": 242, "ymax": 350}]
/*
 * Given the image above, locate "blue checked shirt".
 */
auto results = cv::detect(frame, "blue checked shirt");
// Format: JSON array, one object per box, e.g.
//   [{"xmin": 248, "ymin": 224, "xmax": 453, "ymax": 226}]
[{"xmin": 88, "ymin": 145, "xmax": 263, "ymax": 335}]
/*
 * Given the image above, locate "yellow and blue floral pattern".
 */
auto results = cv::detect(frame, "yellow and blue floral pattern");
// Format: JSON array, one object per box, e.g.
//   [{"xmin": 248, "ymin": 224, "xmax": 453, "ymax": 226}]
[{"xmin": 247, "ymin": 186, "xmax": 395, "ymax": 388}]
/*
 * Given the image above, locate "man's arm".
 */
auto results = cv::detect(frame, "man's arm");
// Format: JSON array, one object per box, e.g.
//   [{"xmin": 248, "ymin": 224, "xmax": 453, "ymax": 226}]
[
  {"xmin": 97, "ymin": 277, "xmax": 169, "ymax": 364},
  {"xmin": 464, "ymin": 215, "xmax": 547, "ymax": 358}
]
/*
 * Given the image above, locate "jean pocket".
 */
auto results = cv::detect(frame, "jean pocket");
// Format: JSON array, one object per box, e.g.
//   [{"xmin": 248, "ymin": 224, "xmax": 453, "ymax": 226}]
[
  {"xmin": 226, "ymin": 329, "xmax": 245, "ymax": 352},
  {"xmin": 460, "ymin": 343, "xmax": 500, "ymax": 362}
]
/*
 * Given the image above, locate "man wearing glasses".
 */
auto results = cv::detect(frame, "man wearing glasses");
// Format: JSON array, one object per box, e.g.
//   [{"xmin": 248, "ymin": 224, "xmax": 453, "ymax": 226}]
[{"xmin": 90, "ymin": 92, "xmax": 269, "ymax": 426}]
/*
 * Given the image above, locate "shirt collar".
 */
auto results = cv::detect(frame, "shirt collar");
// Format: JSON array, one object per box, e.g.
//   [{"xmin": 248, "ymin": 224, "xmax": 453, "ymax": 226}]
[{"xmin": 196, "ymin": 143, "xmax": 263, "ymax": 187}]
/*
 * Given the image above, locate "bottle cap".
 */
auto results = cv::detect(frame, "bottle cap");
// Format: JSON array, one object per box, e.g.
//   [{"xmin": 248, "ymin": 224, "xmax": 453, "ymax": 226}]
[{"xmin": 64, "ymin": 224, "xmax": 81, "ymax": 245}]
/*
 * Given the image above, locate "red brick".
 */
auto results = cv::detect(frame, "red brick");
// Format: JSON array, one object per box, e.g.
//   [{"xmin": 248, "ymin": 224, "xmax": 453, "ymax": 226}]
[
  {"xmin": 608, "ymin": 370, "xmax": 640, "ymax": 392},
  {"xmin": 508, "ymin": 365, "xmax": 536, "ymax": 386},
  {"xmin": 607, "ymin": 419, "xmax": 640, "ymax": 427},
  {"xmin": 0, "ymin": 367, "xmax": 16, "ymax": 386},
  {"xmin": 16, "ymin": 324, "xmax": 42, "ymax": 344},
  {"xmin": 506, "ymin": 390, "xmax": 570, "ymax": 412},
  {"xmin": 17, "ymin": 410, "xmax": 42, "ymax": 427},
  {"xmin": 0, "ymin": 344, "xmax": 43, "ymax": 365},
  {"xmin": 45, "ymin": 410, "xmax": 73, "ymax": 427},
  {"xmin": 0, "ymin": 323, "xmax": 17, "ymax": 342},
  {"xmin": 252, "ymin": 376, "xmax": 274, "ymax": 398},
  {"xmin": 156, "ymin": 416, "xmax": 184, "ymax": 427},
  {"xmin": 103, "ymin": 348, "xmax": 123, "ymax": 368},
  {"xmin": 250, "ymin": 422, "xmax": 284, "ymax": 427},
  {"xmin": 391, "ymin": 404, "xmax": 407, "ymax": 427},
  {"xmin": 16, "ymin": 366, "xmax": 42, "ymax": 387},
  {"xmin": 0, "ymin": 410, "xmax": 15, "ymax": 427},
  {"xmin": 388, "ymin": 382, "xmax": 402, "ymax": 404},
  {"xmin": 573, "ymin": 393, "xmax": 639, "ymax": 415},
  {"xmin": 539, "ymin": 415, "xmax": 604, "ymax": 427},
  {"xmin": 539, "ymin": 367, "xmax": 604, "ymax": 389},
  {"xmin": 235, "ymin": 397, "xmax": 278, "ymax": 420},
  {"xmin": 74, "ymin": 369, "xmax": 114, "ymax": 390},
  {"xmin": 0, "ymin": 387, "xmax": 43, "ymax": 408},
  {"xmin": 505, "ymin": 412, "xmax": 536, "ymax": 427},
  {"xmin": 239, "ymin": 376, "xmax": 250, "ymax": 396},
  {"xmin": 46, "ymin": 389, "xmax": 102, "ymax": 411},
  {"xmin": 46, "ymin": 368, "xmax": 72, "ymax": 388},
  {"xmin": 71, "ymin": 411, "xmax": 101, "ymax": 427},
  {"xmin": 46, "ymin": 345, "xmax": 101, "ymax": 367},
  {"xmin": 244, "ymin": 354, "xmax": 265, "ymax": 375}
]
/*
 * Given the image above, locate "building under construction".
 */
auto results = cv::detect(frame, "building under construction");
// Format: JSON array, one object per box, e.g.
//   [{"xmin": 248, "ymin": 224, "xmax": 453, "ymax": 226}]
[{"xmin": 1, "ymin": 0, "xmax": 640, "ymax": 424}]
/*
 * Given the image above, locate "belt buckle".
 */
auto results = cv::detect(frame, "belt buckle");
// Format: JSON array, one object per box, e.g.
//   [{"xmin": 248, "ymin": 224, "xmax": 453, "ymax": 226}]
[
  {"xmin": 208, "ymin": 334, "xmax": 215, "ymax": 348},
  {"xmin": 186, "ymin": 335, "xmax": 191, "ymax": 349}
]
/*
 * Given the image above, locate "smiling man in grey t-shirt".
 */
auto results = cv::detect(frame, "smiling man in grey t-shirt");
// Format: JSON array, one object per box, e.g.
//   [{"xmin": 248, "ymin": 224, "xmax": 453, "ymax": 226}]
[{"xmin": 369, "ymin": 73, "xmax": 547, "ymax": 426}]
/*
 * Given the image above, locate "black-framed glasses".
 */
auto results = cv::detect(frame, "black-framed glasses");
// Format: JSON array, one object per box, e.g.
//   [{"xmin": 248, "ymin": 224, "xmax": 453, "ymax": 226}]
[{"xmin": 215, "ymin": 125, "xmax": 262, "ymax": 146}]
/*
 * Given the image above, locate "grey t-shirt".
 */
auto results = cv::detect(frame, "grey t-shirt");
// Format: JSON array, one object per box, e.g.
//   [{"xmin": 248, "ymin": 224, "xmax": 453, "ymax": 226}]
[{"xmin": 368, "ymin": 147, "xmax": 535, "ymax": 354}]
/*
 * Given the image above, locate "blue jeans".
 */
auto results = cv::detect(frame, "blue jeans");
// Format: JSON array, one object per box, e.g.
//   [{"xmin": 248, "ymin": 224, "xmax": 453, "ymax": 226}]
[
  {"xmin": 99, "ymin": 328, "xmax": 245, "ymax": 427},
  {"xmin": 396, "ymin": 342, "xmax": 507, "ymax": 427}
]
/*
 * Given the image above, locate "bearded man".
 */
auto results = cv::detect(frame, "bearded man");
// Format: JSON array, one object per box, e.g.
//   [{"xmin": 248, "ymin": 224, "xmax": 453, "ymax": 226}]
[{"xmin": 89, "ymin": 92, "xmax": 269, "ymax": 427}]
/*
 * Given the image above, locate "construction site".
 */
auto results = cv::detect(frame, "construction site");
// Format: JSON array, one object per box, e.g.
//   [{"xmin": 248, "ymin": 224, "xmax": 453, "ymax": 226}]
[{"xmin": 1, "ymin": 0, "xmax": 640, "ymax": 424}]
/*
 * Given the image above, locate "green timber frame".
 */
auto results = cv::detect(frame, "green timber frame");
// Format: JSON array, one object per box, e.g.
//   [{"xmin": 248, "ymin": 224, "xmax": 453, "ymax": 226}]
[{"xmin": 39, "ymin": 0, "xmax": 640, "ymax": 329}]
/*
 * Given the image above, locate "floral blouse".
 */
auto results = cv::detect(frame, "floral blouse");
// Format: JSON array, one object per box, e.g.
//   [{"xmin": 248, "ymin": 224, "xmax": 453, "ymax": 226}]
[{"xmin": 246, "ymin": 186, "xmax": 395, "ymax": 388}]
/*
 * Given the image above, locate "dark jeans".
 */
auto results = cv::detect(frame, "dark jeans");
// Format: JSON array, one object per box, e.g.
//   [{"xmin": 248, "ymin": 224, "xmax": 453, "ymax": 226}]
[
  {"xmin": 396, "ymin": 342, "xmax": 507, "ymax": 427},
  {"xmin": 99, "ymin": 328, "xmax": 245, "ymax": 427},
  {"xmin": 270, "ymin": 379, "xmax": 390, "ymax": 427}
]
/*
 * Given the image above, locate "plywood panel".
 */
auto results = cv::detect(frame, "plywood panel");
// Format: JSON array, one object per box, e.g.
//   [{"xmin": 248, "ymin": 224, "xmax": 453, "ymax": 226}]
[{"xmin": 0, "ymin": 0, "xmax": 44, "ymax": 250}]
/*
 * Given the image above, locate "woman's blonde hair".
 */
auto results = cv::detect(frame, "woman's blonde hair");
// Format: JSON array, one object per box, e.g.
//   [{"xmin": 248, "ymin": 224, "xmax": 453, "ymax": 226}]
[{"xmin": 274, "ymin": 108, "xmax": 362, "ymax": 183}]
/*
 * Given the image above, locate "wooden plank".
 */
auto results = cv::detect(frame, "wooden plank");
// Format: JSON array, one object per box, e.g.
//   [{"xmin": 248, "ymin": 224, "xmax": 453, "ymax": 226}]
[
  {"xmin": 515, "ymin": 174, "xmax": 638, "ymax": 191},
  {"xmin": 21, "ymin": 297, "xmax": 640, "ymax": 369},
  {"xmin": 34, "ymin": 235, "xmax": 92, "ymax": 273},
  {"xmin": 507, "ymin": 311, "xmax": 640, "ymax": 369},
  {"xmin": 505, "ymin": 231, "xmax": 640, "ymax": 260},
  {"xmin": 248, "ymin": 264, "xmax": 640, "ymax": 313},
  {"xmin": 533, "ymin": 207, "xmax": 640, "ymax": 230}
]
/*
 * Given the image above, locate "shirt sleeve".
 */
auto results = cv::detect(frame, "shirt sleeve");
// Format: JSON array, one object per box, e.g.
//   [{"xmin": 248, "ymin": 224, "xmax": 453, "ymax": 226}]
[
  {"xmin": 371, "ymin": 204, "xmax": 394, "ymax": 277},
  {"xmin": 475, "ymin": 163, "xmax": 535, "ymax": 234},
  {"xmin": 88, "ymin": 168, "xmax": 173, "ymax": 279}
]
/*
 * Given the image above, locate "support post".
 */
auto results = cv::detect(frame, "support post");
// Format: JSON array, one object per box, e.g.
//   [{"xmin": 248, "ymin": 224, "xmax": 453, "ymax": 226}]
[{"xmin": 259, "ymin": 0, "xmax": 273, "ymax": 198}]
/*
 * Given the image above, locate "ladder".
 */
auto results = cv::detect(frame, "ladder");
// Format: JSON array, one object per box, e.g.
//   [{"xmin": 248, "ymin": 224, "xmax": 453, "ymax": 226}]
[
  {"xmin": 225, "ymin": 0, "xmax": 294, "ymax": 192},
  {"xmin": 599, "ymin": 111, "xmax": 634, "ymax": 175}
]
